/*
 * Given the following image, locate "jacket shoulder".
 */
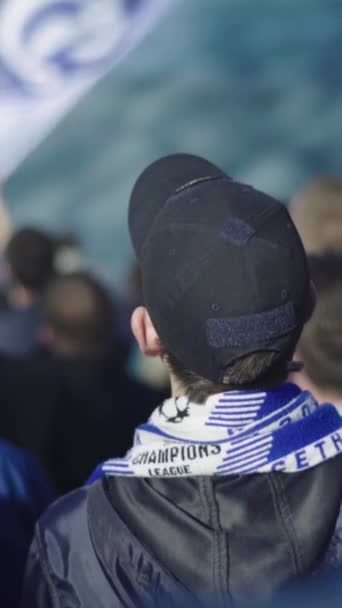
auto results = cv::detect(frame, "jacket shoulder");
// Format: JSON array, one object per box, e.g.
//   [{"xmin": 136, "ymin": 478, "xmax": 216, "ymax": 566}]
[
  {"xmin": 24, "ymin": 483, "xmax": 123, "ymax": 608},
  {"xmin": 37, "ymin": 485, "xmax": 91, "ymax": 568}
]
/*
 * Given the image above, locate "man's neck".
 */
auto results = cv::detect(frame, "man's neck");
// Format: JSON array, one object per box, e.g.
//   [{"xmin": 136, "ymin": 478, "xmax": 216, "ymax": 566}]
[
  {"xmin": 169, "ymin": 372, "xmax": 185, "ymax": 399},
  {"xmin": 169, "ymin": 372, "xmax": 290, "ymax": 402}
]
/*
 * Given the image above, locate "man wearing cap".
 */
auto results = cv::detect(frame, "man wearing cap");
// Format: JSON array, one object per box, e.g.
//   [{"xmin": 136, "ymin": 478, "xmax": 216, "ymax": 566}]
[{"xmin": 22, "ymin": 155, "xmax": 342, "ymax": 608}]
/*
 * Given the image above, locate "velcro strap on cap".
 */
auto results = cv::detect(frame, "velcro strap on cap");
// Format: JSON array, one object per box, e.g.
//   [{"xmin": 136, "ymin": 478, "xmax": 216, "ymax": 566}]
[{"xmin": 206, "ymin": 302, "xmax": 296, "ymax": 349}]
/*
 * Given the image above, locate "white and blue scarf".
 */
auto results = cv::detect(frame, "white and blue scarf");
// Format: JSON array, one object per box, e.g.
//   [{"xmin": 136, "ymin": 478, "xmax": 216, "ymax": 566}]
[{"xmin": 88, "ymin": 383, "xmax": 342, "ymax": 482}]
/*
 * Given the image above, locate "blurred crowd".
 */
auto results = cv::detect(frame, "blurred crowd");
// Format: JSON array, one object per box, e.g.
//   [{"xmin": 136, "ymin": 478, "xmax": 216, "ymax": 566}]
[
  {"xmin": 0, "ymin": 175, "xmax": 341, "ymax": 606},
  {"xmin": 0, "ymin": 220, "xmax": 169, "ymax": 605}
]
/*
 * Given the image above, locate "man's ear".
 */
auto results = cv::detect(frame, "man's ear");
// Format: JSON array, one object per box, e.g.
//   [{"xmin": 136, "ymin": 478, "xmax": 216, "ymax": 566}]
[{"xmin": 131, "ymin": 307, "xmax": 165, "ymax": 357}]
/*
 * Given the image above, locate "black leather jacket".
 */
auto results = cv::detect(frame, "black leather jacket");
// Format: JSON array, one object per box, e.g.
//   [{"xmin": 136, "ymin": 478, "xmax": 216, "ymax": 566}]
[{"xmin": 22, "ymin": 455, "xmax": 342, "ymax": 608}]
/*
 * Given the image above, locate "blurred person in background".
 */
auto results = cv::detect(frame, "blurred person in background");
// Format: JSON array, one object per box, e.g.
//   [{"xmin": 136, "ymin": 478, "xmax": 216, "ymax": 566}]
[
  {"xmin": 0, "ymin": 227, "xmax": 57, "ymax": 354},
  {"xmin": 23, "ymin": 155, "xmax": 342, "ymax": 608},
  {"xmin": 41, "ymin": 270, "xmax": 114, "ymax": 361},
  {"xmin": 0, "ymin": 269, "xmax": 164, "ymax": 495},
  {"xmin": 0, "ymin": 228, "xmax": 64, "ymax": 488},
  {"xmin": 290, "ymin": 177, "xmax": 342, "ymax": 255},
  {"xmin": 39, "ymin": 271, "xmax": 167, "ymax": 493},
  {"xmin": 293, "ymin": 255, "xmax": 342, "ymax": 571},
  {"xmin": 294, "ymin": 255, "xmax": 342, "ymax": 414},
  {"xmin": 0, "ymin": 439, "xmax": 55, "ymax": 608}
]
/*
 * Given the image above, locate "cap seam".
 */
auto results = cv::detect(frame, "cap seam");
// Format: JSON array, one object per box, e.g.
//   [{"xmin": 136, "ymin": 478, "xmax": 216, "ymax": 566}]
[{"xmin": 175, "ymin": 174, "xmax": 225, "ymax": 193}]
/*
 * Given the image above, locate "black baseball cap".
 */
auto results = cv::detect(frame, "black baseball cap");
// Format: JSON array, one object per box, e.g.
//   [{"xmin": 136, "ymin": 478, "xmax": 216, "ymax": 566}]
[{"xmin": 129, "ymin": 154, "xmax": 312, "ymax": 383}]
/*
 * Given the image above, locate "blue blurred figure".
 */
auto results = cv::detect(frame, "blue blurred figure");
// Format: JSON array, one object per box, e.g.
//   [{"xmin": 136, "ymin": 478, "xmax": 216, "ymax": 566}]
[{"xmin": 0, "ymin": 440, "xmax": 55, "ymax": 607}]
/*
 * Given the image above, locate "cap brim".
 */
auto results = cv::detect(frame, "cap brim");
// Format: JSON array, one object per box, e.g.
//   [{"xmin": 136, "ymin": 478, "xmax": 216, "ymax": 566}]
[{"xmin": 129, "ymin": 153, "xmax": 224, "ymax": 258}]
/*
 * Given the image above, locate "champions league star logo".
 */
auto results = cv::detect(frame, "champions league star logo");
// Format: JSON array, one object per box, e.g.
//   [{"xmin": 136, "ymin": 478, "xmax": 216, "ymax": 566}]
[
  {"xmin": 159, "ymin": 397, "xmax": 190, "ymax": 424},
  {"xmin": 0, "ymin": 0, "xmax": 143, "ymax": 96}
]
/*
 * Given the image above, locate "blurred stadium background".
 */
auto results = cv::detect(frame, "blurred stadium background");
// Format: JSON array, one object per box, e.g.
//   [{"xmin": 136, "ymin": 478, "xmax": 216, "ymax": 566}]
[{"xmin": 4, "ymin": 0, "xmax": 342, "ymax": 285}]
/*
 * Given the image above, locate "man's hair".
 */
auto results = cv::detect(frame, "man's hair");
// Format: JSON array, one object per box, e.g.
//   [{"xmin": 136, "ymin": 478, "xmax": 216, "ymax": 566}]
[
  {"xmin": 5, "ymin": 227, "xmax": 56, "ymax": 294},
  {"xmin": 290, "ymin": 177, "xmax": 342, "ymax": 254},
  {"xmin": 167, "ymin": 335, "xmax": 295, "ymax": 403},
  {"xmin": 43, "ymin": 272, "xmax": 114, "ymax": 358},
  {"xmin": 299, "ymin": 255, "xmax": 342, "ymax": 392}
]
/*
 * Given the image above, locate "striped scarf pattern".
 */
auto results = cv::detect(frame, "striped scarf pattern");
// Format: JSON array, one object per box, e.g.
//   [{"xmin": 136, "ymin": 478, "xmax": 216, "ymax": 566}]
[{"xmin": 88, "ymin": 383, "xmax": 342, "ymax": 482}]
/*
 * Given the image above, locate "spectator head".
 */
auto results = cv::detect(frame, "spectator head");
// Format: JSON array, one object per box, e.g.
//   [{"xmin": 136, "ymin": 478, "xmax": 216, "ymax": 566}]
[
  {"xmin": 5, "ymin": 227, "xmax": 56, "ymax": 307},
  {"xmin": 294, "ymin": 255, "xmax": 342, "ymax": 405},
  {"xmin": 42, "ymin": 272, "xmax": 114, "ymax": 360},
  {"xmin": 128, "ymin": 154, "xmax": 313, "ymax": 403},
  {"xmin": 290, "ymin": 177, "xmax": 342, "ymax": 254}
]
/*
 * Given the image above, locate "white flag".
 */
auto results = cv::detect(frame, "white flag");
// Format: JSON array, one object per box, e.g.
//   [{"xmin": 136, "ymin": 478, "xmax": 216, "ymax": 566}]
[{"xmin": 0, "ymin": 0, "xmax": 173, "ymax": 180}]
